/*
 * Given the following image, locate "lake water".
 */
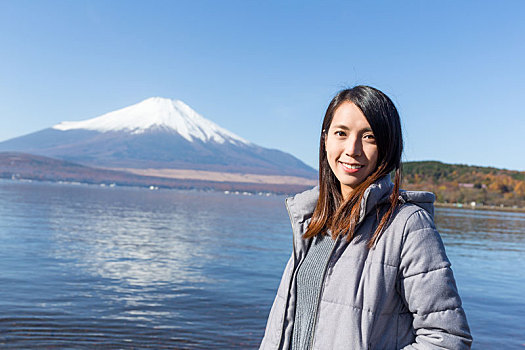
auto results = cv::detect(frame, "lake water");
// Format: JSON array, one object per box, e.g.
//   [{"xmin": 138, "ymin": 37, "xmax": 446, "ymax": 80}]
[{"xmin": 0, "ymin": 180, "xmax": 523, "ymax": 349}]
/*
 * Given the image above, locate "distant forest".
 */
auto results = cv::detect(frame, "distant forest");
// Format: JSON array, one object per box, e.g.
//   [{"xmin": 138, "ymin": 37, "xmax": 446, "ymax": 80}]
[{"xmin": 402, "ymin": 161, "xmax": 525, "ymax": 208}]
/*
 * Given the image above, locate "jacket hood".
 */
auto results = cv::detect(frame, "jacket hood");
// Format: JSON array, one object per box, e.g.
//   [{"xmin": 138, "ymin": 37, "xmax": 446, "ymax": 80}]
[
  {"xmin": 399, "ymin": 190, "xmax": 436, "ymax": 217},
  {"xmin": 285, "ymin": 175, "xmax": 436, "ymax": 238}
]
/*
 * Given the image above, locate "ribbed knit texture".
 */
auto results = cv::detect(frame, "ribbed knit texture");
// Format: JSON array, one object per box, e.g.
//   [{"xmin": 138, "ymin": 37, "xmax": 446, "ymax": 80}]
[{"xmin": 290, "ymin": 234, "xmax": 335, "ymax": 350}]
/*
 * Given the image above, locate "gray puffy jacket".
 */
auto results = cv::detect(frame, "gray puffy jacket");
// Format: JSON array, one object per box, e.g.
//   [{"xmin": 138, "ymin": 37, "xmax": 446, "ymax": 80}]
[{"xmin": 260, "ymin": 176, "xmax": 472, "ymax": 349}]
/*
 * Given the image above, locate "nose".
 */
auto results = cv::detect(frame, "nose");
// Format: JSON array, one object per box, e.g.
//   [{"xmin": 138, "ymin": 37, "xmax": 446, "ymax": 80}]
[{"xmin": 344, "ymin": 135, "xmax": 362, "ymax": 157}]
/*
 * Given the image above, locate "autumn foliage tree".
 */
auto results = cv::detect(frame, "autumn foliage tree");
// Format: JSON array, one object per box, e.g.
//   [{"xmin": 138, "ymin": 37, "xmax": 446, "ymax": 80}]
[{"xmin": 402, "ymin": 161, "xmax": 525, "ymax": 207}]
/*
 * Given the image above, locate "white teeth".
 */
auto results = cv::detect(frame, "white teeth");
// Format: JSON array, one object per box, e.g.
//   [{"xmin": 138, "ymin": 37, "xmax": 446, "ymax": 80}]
[{"xmin": 340, "ymin": 162, "xmax": 363, "ymax": 169}]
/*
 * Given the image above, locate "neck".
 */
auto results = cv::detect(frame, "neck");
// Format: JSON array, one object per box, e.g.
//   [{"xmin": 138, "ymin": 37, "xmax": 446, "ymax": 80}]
[{"xmin": 340, "ymin": 187, "xmax": 352, "ymax": 201}]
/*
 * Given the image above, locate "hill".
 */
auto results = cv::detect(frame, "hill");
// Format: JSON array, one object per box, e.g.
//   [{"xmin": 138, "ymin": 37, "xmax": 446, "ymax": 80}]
[
  {"xmin": 403, "ymin": 161, "xmax": 525, "ymax": 208},
  {"xmin": 0, "ymin": 152, "xmax": 315, "ymax": 194}
]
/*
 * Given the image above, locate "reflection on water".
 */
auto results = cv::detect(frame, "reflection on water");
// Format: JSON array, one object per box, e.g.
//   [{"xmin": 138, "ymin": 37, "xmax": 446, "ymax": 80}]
[
  {"xmin": 0, "ymin": 180, "xmax": 524, "ymax": 348},
  {"xmin": 0, "ymin": 181, "xmax": 291, "ymax": 348},
  {"xmin": 435, "ymin": 208, "xmax": 525, "ymax": 349},
  {"xmin": 50, "ymin": 199, "xmax": 209, "ymax": 286},
  {"xmin": 437, "ymin": 208, "xmax": 525, "ymax": 249}
]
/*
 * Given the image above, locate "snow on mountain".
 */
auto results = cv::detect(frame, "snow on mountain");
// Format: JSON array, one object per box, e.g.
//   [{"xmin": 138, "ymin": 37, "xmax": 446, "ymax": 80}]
[
  {"xmin": 0, "ymin": 97, "xmax": 317, "ymax": 178},
  {"xmin": 53, "ymin": 97, "xmax": 250, "ymax": 145}
]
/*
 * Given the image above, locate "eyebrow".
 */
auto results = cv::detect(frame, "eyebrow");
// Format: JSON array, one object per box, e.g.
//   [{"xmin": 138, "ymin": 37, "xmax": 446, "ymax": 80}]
[{"xmin": 330, "ymin": 124, "xmax": 374, "ymax": 133}]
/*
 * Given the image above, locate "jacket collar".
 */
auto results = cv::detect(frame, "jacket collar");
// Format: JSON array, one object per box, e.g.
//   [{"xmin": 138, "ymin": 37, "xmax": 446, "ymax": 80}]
[
  {"xmin": 285, "ymin": 175, "xmax": 394, "ymax": 257},
  {"xmin": 357, "ymin": 175, "xmax": 394, "ymax": 224},
  {"xmin": 286, "ymin": 175, "xmax": 394, "ymax": 231}
]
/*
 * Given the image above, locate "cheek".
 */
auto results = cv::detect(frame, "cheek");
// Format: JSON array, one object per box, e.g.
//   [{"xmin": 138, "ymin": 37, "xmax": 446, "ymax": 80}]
[
  {"xmin": 325, "ymin": 140, "xmax": 335, "ymax": 159},
  {"xmin": 365, "ymin": 146, "xmax": 379, "ymax": 166},
  {"xmin": 325, "ymin": 144, "xmax": 339, "ymax": 171}
]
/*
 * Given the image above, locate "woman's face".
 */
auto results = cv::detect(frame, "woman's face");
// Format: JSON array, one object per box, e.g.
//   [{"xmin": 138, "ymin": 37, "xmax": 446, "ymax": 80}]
[{"xmin": 325, "ymin": 102, "xmax": 379, "ymax": 199}]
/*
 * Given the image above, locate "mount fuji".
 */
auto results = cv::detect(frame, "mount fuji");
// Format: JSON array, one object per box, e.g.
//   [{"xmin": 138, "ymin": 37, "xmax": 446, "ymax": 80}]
[{"xmin": 0, "ymin": 98, "xmax": 316, "ymax": 179}]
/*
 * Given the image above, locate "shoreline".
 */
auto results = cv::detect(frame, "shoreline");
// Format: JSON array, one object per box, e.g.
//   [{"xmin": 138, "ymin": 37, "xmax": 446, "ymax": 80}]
[{"xmin": 434, "ymin": 202, "xmax": 525, "ymax": 213}]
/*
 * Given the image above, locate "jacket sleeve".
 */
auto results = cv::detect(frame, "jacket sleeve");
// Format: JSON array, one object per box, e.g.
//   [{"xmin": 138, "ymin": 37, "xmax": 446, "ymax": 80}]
[
  {"xmin": 260, "ymin": 253, "xmax": 295, "ymax": 350},
  {"xmin": 398, "ymin": 209, "xmax": 472, "ymax": 349}
]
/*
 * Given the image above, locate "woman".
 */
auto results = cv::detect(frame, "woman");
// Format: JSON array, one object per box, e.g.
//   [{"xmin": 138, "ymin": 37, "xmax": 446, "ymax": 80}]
[{"xmin": 260, "ymin": 86, "xmax": 472, "ymax": 349}]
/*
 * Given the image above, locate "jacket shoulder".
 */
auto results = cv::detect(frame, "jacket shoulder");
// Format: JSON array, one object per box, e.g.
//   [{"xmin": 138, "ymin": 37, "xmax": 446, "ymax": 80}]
[{"xmin": 394, "ymin": 202, "xmax": 437, "ymax": 233}]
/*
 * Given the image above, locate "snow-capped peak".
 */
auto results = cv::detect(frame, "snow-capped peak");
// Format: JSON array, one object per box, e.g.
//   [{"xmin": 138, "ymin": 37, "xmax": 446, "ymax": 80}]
[{"xmin": 52, "ymin": 97, "xmax": 250, "ymax": 145}]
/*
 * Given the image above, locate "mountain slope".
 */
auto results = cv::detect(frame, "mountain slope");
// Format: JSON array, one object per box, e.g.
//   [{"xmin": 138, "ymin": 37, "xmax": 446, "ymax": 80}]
[{"xmin": 0, "ymin": 98, "xmax": 316, "ymax": 178}]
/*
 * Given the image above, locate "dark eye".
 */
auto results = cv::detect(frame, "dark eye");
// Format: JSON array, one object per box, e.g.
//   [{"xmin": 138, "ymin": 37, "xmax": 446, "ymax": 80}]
[
  {"xmin": 363, "ymin": 133, "xmax": 376, "ymax": 142},
  {"xmin": 335, "ymin": 130, "xmax": 346, "ymax": 137}
]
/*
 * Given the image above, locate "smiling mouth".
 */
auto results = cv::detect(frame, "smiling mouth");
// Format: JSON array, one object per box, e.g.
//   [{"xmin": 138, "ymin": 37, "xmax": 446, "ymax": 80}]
[{"xmin": 339, "ymin": 161, "xmax": 364, "ymax": 171}]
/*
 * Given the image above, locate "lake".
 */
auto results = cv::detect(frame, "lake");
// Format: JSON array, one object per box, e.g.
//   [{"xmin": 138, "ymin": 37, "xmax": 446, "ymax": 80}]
[{"xmin": 0, "ymin": 180, "xmax": 524, "ymax": 349}]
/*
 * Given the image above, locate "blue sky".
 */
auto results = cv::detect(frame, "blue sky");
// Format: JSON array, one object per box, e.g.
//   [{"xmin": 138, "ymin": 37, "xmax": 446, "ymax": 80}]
[{"xmin": 1, "ymin": 0, "xmax": 524, "ymax": 171}]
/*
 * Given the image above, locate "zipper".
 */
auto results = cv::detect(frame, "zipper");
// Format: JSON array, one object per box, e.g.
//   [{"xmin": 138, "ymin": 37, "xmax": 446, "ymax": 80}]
[{"xmin": 307, "ymin": 234, "xmax": 341, "ymax": 349}]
